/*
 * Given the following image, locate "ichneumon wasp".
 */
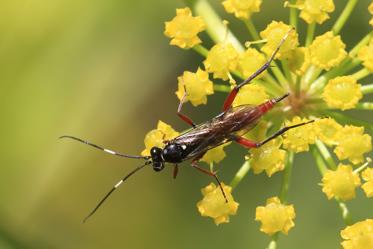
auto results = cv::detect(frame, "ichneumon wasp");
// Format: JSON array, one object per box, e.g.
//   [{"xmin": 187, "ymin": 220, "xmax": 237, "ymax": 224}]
[{"xmin": 60, "ymin": 29, "xmax": 314, "ymax": 223}]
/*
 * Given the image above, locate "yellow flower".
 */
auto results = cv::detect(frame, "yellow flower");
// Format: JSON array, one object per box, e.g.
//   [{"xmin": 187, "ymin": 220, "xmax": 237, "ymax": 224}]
[
  {"xmin": 197, "ymin": 182, "xmax": 239, "ymax": 225},
  {"xmin": 255, "ymin": 197, "xmax": 296, "ymax": 236},
  {"xmin": 175, "ymin": 68, "xmax": 214, "ymax": 106},
  {"xmin": 232, "ymin": 84, "xmax": 269, "ymax": 107},
  {"xmin": 283, "ymin": 116, "xmax": 316, "ymax": 153},
  {"xmin": 341, "ymin": 219, "xmax": 373, "ymax": 249},
  {"xmin": 237, "ymin": 48, "xmax": 267, "ymax": 79},
  {"xmin": 287, "ymin": 47, "xmax": 310, "ymax": 76},
  {"xmin": 164, "ymin": 7, "xmax": 206, "ymax": 49},
  {"xmin": 249, "ymin": 138, "xmax": 286, "ymax": 177},
  {"xmin": 358, "ymin": 38, "xmax": 373, "ymax": 72},
  {"xmin": 309, "ymin": 31, "xmax": 347, "ymax": 70},
  {"xmin": 260, "ymin": 21, "xmax": 299, "ymax": 59},
  {"xmin": 141, "ymin": 120, "xmax": 179, "ymax": 156},
  {"xmin": 322, "ymin": 76, "xmax": 362, "ymax": 110},
  {"xmin": 334, "ymin": 125, "xmax": 372, "ymax": 165},
  {"xmin": 314, "ymin": 118, "xmax": 343, "ymax": 146},
  {"xmin": 222, "ymin": 0, "xmax": 262, "ymax": 20},
  {"xmin": 369, "ymin": 2, "xmax": 373, "ymax": 27},
  {"xmin": 321, "ymin": 164, "xmax": 361, "ymax": 201},
  {"xmin": 204, "ymin": 43, "xmax": 239, "ymax": 80},
  {"xmin": 201, "ymin": 143, "xmax": 231, "ymax": 164},
  {"xmin": 362, "ymin": 167, "xmax": 373, "ymax": 198},
  {"xmin": 295, "ymin": 0, "xmax": 335, "ymax": 24}
]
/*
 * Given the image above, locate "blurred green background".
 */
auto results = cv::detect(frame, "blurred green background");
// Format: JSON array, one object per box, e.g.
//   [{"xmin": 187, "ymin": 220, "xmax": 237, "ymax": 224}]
[{"xmin": 0, "ymin": 0, "xmax": 372, "ymax": 248}]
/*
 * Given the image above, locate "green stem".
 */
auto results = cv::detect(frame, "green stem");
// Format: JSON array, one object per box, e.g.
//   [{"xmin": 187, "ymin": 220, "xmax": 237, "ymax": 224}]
[
  {"xmin": 187, "ymin": 0, "xmax": 244, "ymax": 52},
  {"xmin": 266, "ymin": 234, "xmax": 279, "ymax": 249},
  {"xmin": 281, "ymin": 60, "xmax": 294, "ymax": 87},
  {"xmin": 315, "ymin": 140, "xmax": 337, "ymax": 170},
  {"xmin": 289, "ymin": 0, "xmax": 298, "ymax": 30},
  {"xmin": 230, "ymin": 160, "xmax": 251, "ymax": 189},
  {"xmin": 193, "ymin": 44, "xmax": 209, "ymax": 57},
  {"xmin": 271, "ymin": 61, "xmax": 289, "ymax": 88},
  {"xmin": 280, "ymin": 152, "xmax": 294, "ymax": 203},
  {"xmin": 349, "ymin": 31, "xmax": 373, "ymax": 57},
  {"xmin": 354, "ymin": 159, "xmax": 371, "ymax": 174},
  {"xmin": 310, "ymin": 146, "xmax": 328, "ymax": 175},
  {"xmin": 332, "ymin": 0, "xmax": 358, "ymax": 35},
  {"xmin": 337, "ymin": 201, "xmax": 352, "ymax": 225},
  {"xmin": 322, "ymin": 110, "xmax": 373, "ymax": 133},
  {"xmin": 244, "ymin": 19, "xmax": 260, "ymax": 41},
  {"xmin": 351, "ymin": 68, "xmax": 370, "ymax": 80},
  {"xmin": 356, "ymin": 102, "xmax": 373, "ymax": 110},
  {"xmin": 362, "ymin": 84, "xmax": 373, "ymax": 94},
  {"xmin": 305, "ymin": 23, "xmax": 316, "ymax": 46},
  {"xmin": 213, "ymin": 84, "xmax": 231, "ymax": 92}
]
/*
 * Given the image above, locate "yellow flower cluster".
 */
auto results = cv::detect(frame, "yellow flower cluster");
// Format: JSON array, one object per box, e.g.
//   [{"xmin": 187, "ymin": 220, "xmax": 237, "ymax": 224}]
[
  {"xmin": 164, "ymin": 8, "xmax": 205, "ymax": 49},
  {"xmin": 341, "ymin": 219, "xmax": 373, "ymax": 249},
  {"xmin": 358, "ymin": 38, "xmax": 373, "ymax": 72},
  {"xmin": 314, "ymin": 118, "xmax": 342, "ymax": 146},
  {"xmin": 362, "ymin": 167, "xmax": 373, "ymax": 197},
  {"xmin": 175, "ymin": 68, "xmax": 214, "ymax": 106},
  {"xmin": 321, "ymin": 164, "xmax": 361, "ymax": 201},
  {"xmin": 323, "ymin": 76, "xmax": 362, "ymax": 110},
  {"xmin": 292, "ymin": 0, "xmax": 335, "ymax": 24},
  {"xmin": 201, "ymin": 143, "xmax": 231, "ymax": 164},
  {"xmin": 283, "ymin": 116, "xmax": 316, "ymax": 153},
  {"xmin": 197, "ymin": 182, "xmax": 239, "ymax": 225},
  {"xmin": 222, "ymin": 0, "xmax": 262, "ymax": 20},
  {"xmin": 255, "ymin": 197, "xmax": 296, "ymax": 235},
  {"xmin": 232, "ymin": 84, "xmax": 269, "ymax": 106},
  {"xmin": 141, "ymin": 121, "xmax": 179, "ymax": 156}
]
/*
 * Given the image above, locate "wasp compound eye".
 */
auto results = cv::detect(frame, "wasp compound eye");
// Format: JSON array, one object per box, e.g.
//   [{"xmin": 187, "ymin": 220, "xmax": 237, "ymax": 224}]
[{"xmin": 153, "ymin": 161, "xmax": 165, "ymax": 172}]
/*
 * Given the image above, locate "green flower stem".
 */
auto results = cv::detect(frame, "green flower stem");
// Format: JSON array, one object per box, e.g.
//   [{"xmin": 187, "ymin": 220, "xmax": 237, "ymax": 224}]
[
  {"xmin": 351, "ymin": 68, "xmax": 370, "ymax": 80},
  {"xmin": 289, "ymin": 0, "xmax": 298, "ymax": 30},
  {"xmin": 193, "ymin": 44, "xmax": 209, "ymax": 57},
  {"xmin": 281, "ymin": 60, "xmax": 294, "ymax": 87},
  {"xmin": 244, "ymin": 19, "xmax": 260, "ymax": 41},
  {"xmin": 266, "ymin": 234, "xmax": 279, "ymax": 249},
  {"xmin": 280, "ymin": 152, "xmax": 294, "ymax": 203},
  {"xmin": 295, "ymin": 75, "xmax": 301, "ymax": 96},
  {"xmin": 337, "ymin": 201, "xmax": 352, "ymax": 225},
  {"xmin": 321, "ymin": 110, "xmax": 373, "ymax": 133},
  {"xmin": 354, "ymin": 159, "xmax": 371, "ymax": 174},
  {"xmin": 349, "ymin": 31, "xmax": 373, "ymax": 57},
  {"xmin": 230, "ymin": 160, "xmax": 251, "ymax": 189},
  {"xmin": 303, "ymin": 65, "xmax": 322, "ymax": 89},
  {"xmin": 187, "ymin": 0, "xmax": 244, "ymax": 52},
  {"xmin": 311, "ymin": 146, "xmax": 328, "ymax": 175},
  {"xmin": 332, "ymin": 0, "xmax": 359, "ymax": 35},
  {"xmin": 315, "ymin": 140, "xmax": 337, "ymax": 170},
  {"xmin": 362, "ymin": 84, "xmax": 373, "ymax": 94},
  {"xmin": 305, "ymin": 23, "xmax": 316, "ymax": 46},
  {"xmin": 213, "ymin": 84, "xmax": 231, "ymax": 93},
  {"xmin": 356, "ymin": 102, "xmax": 373, "ymax": 110},
  {"xmin": 271, "ymin": 61, "xmax": 289, "ymax": 88}
]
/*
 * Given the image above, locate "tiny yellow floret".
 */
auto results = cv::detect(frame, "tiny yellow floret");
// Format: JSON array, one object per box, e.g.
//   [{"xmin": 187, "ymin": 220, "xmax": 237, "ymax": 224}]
[
  {"xmin": 250, "ymin": 138, "xmax": 286, "ymax": 177},
  {"xmin": 255, "ymin": 197, "xmax": 296, "ymax": 236},
  {"xmin": 322, "ymin": 76, "xmax": 362, "ymax": 110},
  {"xmin": 341, "ymin": 219, "xmax": 373, "ymax": 249},
  {"xmin": 164, "ymin": 7, "xmax": 206, "ymax": 49},
  {"xmin": 283, "ymin": 116, "xmax": 316, "ymax": 153},
  {"xmin": 238, "ymin": 48, "xmax": 267, "ymax": 79},
  {"xmin": 334, "ymin": 125, "xmax": 372, "ymax": 165},
  {"xmin": 362, "ymin": 168, "xmax": 373, "ymax": 198},
  {"xmin": 314, "ymin": 118, "xmax": 342, "ymax": 146},
  {"xmin": 197, "ymin": 182, "xmax": 239, "ymax": 225},
  {"xmin": 222, "ymin": 0, "xmax": 262, "ymax": 20},
  {"xmin": 287, "ymin": 47, "xmax": 310, "ymax": 76},
  {"xmin": 141, "ymin": 121, "xmax": 179, "ymax": 156},
  {"xmin": 321, "ymin": 164, "xmax": 361, "ymax": 201},
  {"xmin": 260, "ymin": 21, "xmax": 299, "ymax": 59},
  {"xmin": 201, "ymin": 143, "xmax": 231, "ymax": 164},
  {"xmin": 176, "ymin": 68, "xmax": 214, "ymax": 106},
  {"xmin": 294, "ymin": 0, "xmax": 335, "ymax": 24},
  {"xmin": 204, "ymin": 43, "xmax": 239, "ymax": 80},
  {"xmin": 358, "ymin": 38, "xmax": 373, "ymax": 72},
  {"xmin": 232, "ymin": 84, "xmax": 269, "ymax": 107},
  {"xmin": 369, "ymin": 2, "xmax": 373, "ymax": 27},
  {"xmin": 309, "ymin": 32, "xmax": 347, "ymax": 70}
]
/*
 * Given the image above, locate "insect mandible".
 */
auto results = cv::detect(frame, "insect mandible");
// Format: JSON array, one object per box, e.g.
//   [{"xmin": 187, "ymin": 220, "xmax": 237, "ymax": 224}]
[{"xmin": 60, "ymin": 29, "xmax": 313, "ymax": 222}]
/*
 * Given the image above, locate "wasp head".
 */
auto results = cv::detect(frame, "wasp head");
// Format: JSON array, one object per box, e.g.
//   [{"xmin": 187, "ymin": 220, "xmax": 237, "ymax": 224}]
[{"xmin": 150, "ymin": 147, "xmax": 165, "ymax": 172}]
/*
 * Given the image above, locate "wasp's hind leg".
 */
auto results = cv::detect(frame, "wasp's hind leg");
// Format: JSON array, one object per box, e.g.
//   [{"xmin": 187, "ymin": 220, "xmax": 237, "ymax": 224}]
[
  {"xmin": 173, "ymin": 164, "xmax": 179, "ymax": 179},
  {"xmin": 191, "ymin": 160, "xmax": 228, "ymax": 203},
  {"xmin": 234, "ymin": 120, "xmax": 314, "ymax": 149},
  {"xmin": 222, "ymin": 29, "xmax": 294, "ymax": 112},
  {"xmin": 177, "ymin": 86, "xmax": 196, "ymax": 128}
]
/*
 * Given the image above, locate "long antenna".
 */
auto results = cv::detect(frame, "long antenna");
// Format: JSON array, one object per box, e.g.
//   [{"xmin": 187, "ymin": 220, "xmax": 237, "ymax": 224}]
[
  {"xmin": 83, "ymin": 161, "xmax": 151, "ymax": 223},
  {"xmin": 59, "ymin": 135, "xmax": 149, "ymax": 159}
]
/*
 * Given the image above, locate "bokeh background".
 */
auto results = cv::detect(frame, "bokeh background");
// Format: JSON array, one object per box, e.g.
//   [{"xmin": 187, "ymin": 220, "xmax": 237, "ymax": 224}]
[{"xmin": 0, "ymin": 0, "xmax": 372, "ymax": 248}]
